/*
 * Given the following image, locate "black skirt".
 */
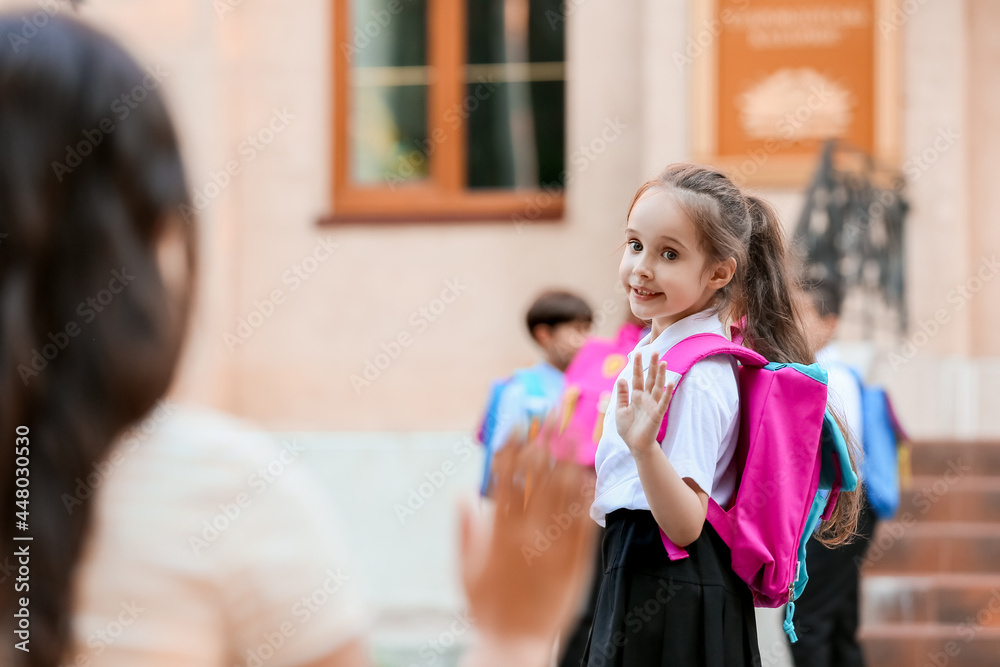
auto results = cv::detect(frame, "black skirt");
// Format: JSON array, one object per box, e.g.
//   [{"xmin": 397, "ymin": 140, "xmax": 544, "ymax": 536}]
[{"xmin": 583, "ymin": 509, "xmax": 761, "ymax": 667}]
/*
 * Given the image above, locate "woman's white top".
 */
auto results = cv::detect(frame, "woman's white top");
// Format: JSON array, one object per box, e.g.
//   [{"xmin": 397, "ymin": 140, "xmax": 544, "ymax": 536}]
[
  {"xmin": 590, "ymin": 310, "xmax": 741, "ymax": 526},
  {"xmin": 68, "ymin": 404, "xmax": 370, "ymax": 667}
]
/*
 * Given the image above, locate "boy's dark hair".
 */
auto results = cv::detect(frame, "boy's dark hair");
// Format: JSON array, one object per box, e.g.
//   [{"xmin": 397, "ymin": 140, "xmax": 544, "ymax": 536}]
[
  {"xmin": 802, "ymin": 280, "xmax": 842, "ymax": 319},
  {"xmin": 525, "ymin": 291, "xmax": 593, "ymax": 339}
]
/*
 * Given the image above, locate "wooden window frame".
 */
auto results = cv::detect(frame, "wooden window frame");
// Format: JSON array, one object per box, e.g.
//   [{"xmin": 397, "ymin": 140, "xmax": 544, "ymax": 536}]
[{"xmin": 326, "ymin": 0, "xmax": 565, "ymax": 223}]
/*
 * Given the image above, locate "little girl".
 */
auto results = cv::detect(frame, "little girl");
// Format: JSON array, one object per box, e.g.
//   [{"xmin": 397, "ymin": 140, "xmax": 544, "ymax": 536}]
[{"xmin": 583, "ymin": 164, "xmax": 859, "ymax": 666}]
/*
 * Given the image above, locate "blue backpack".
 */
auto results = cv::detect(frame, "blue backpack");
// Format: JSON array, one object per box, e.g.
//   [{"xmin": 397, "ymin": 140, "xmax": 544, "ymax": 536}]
[
  {"xmin": 476, "ymin": 368, "xmax": 555, "ymax": 495},
  {"xmin": 848, "ymin": 368, "xmax": 909, "ymax": 520}
]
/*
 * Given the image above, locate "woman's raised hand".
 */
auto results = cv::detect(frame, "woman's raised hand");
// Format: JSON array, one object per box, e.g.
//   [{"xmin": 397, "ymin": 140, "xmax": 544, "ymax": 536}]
[{"xmin": 459, "ymin": 428, "xmax": 596, "ymax": 666}]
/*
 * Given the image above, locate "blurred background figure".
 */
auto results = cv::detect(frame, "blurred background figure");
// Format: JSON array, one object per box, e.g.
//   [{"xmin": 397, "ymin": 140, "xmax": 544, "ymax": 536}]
[
  {"xmin": 790, "ymin": 280, "xmax": 874, "ymax": 667},
  {"xmin": 555, "ymin": 307, "xmax": 643, "ymax": 667},
  {"xmin": 477, "ymin": 290, "xmax": 592, "ymax": 494},
  {"xmin": 790, "ymin": 279, "xmax": 909, "ymax": 667}
]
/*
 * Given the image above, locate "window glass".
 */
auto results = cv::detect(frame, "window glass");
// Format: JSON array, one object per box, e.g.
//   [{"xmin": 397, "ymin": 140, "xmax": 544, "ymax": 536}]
[
  {"xmin": 351, "ymin": 0, "xmax": 429, "ymax": 185},
  {"xmin": 466, "ymin": 0, "xmax": 565, "ymax": 190}
]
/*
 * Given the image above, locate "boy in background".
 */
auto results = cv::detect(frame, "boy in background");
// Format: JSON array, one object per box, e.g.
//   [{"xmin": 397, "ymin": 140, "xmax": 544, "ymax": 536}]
[
  {"xmin": 791, "ymin": 281, "xmax": 878, "ymax": 667},
  {"xmin": 479, "ymin": 290, "xmax": 593, "ymax": 493}
]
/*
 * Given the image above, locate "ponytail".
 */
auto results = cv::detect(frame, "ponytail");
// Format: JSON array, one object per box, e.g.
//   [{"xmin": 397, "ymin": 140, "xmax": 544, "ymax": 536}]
[
  {"xmin": 742, "ymin": 195, "xmax": 861, "ymax": 546},
  {"xmin": 739, "ymin": 195, "xmax": 812, "ymax": 365}
]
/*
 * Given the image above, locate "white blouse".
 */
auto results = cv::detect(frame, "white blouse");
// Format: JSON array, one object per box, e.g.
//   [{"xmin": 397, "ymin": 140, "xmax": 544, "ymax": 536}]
[
  {"xmin": 591, "ymin": 310, "xmax": 741, "ymax": 526},
  {"xmin": 68, "ymin": 404, "xmax": 370, "ymax": 667}
]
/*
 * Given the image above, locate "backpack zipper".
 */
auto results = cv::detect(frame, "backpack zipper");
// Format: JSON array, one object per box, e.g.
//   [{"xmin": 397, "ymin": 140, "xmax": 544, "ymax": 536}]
[{"xmin": 787, "ymin": 559, "xmax": 798, "ymax": 602}]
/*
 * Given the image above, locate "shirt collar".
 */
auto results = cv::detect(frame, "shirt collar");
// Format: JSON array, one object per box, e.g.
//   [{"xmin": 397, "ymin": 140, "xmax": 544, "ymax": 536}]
[{"xmin": 630, "ymin": 309, "xmax": 727, "ymax": 365}]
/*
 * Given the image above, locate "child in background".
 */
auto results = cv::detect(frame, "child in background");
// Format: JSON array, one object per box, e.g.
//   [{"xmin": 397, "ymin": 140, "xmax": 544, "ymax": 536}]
[
  {"xmin": 584, "ymin": 164, "xmax": 861, "ymax": 667},
  {"xmin": 788, "ymin": 281, "xmax": 879, "ymax": 667},
  {"xmin": 557, "ymin": 309, "xmax": 644, "ymax": 667},
  {"xmin": 479, "ymin": 290, "xmax": 592, "ymax": 493}
]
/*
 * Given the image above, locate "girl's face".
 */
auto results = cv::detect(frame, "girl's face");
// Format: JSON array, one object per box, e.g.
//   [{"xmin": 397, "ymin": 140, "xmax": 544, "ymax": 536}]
[{"xmin": 620, "ymin": 189, "xmax": 734, "ymax": 339}]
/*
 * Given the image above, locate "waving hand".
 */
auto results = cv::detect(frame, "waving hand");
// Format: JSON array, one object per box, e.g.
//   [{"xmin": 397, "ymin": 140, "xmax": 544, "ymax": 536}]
[{"xmin": 615, "ymin": 352, "xmax": 675, "ymax": 455}]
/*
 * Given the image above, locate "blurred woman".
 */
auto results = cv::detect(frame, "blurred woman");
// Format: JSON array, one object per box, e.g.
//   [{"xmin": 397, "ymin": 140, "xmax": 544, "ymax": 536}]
[{"xmin": 0, "ymin": 13, "xmax": 593, "ymax": 667}]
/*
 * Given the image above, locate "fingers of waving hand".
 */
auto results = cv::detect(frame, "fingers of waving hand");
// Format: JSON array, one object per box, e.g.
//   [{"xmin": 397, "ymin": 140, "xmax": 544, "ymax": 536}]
[
  {"xmin": 645, "ymin": 352, "xmax": 661, "ymax": 394},
  {"xmin": 631, "ymin": 352, "xmax": 645, "ymax": 393},
  {"xmin": 626, "ymin": 352, "xmax": 671, "ymax": 397},
  {"xmin": 659, "ymin": 380, "xmax": 676, "ymax": 414},
  {"xmin": 617, "ymin": 354, "xmax": 676, "ymax": 445},
  {"xmin": 615, "ymin": 375, "xmax": 630, "ymax": 414}
]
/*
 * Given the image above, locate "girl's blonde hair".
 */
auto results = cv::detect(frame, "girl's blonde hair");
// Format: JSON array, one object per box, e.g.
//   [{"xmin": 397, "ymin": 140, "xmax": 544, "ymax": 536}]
[{"xmin": 628, "ymin": 163, "xmax": 860, "ymax": 545}]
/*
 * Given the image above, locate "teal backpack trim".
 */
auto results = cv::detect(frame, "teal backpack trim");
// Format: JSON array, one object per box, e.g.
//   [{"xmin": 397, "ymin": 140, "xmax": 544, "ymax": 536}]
[
  {"xmin": 784, "ymin": 408, "xmax": 860, "ymax": 640},
  {"xmin": 762, "ymin": 360, "xmax": 829, "ymax": 385}
]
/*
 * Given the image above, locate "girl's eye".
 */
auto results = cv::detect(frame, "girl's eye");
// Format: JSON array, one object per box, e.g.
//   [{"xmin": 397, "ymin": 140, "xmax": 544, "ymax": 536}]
[
  {"xmin": 628, "ymin": 240, "xmax": 642, "ymax": 252},
  {"xmin": 663, "ymin": 249, "xmax": 678, "ymax": 261}
]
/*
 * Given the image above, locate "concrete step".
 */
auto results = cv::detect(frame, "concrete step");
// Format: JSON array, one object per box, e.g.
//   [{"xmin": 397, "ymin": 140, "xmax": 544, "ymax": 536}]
[
  {"xmin": 862, "ymin": 574, "xmax": 1000, "ymax": 626},
  {"xmin": 909, "ymin": 441, "xmax": 1000, "ymax": 477},
  {"xmin": 368, "ymin": 609, "xmax": 471, "ymax": 667},
  {"xmin": 857, "ymin": 440, "xmax": 1000, "ymax": 666},
  {"xmin": 860, "ymin": 623, "xmax": 1000, "ymax": 666},
  {"xmin": 862, "ymin": 522, "xmax": 1000, "ymax": 575},
  {"xmin": 898, "ymin": 476, "xmax": 1000, "ymax": 523}
]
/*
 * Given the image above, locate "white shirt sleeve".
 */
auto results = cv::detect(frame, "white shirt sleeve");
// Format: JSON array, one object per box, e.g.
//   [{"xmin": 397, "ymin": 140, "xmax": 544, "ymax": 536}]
[{"xmin": 657, "ymin": 358, "xmax": 740, "ymax": 499}]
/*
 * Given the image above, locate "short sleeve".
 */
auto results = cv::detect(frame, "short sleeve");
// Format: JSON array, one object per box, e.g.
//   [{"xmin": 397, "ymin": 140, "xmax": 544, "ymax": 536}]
[
  {"xmin": 215, "ymin": 440, "xmax": 371, "ymax": 667},
  {"xmin": 659, "ymin": 357, "xmax": 740, "ymax": 498}
]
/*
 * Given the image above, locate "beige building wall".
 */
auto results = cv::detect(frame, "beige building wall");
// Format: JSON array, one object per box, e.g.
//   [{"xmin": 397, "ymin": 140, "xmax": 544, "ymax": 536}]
[{"xmin": 12, "ymin": 0, "xmax": 991, "ymax": 439}]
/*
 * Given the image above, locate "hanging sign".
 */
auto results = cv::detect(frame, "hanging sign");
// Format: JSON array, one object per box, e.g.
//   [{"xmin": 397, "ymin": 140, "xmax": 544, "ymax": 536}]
[{"xmin": 691, "ymin": 0, "xmax": 900, "ymax": 186}]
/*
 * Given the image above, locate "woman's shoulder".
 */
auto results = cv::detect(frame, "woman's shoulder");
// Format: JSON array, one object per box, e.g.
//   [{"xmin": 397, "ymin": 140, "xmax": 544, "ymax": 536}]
[
  {"xmin": 95, "ymin": 402, "xmax": 314, "ymax": 537},
  {"xmin": 119, "ymin": 401, "xmax": 291, "ymax": 469}
]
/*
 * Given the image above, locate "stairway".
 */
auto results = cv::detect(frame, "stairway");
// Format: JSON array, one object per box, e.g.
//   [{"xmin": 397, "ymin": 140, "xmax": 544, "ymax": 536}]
[{"xmin": 860, "ymin": 440, "xmax": 1000, "ymax": 666}]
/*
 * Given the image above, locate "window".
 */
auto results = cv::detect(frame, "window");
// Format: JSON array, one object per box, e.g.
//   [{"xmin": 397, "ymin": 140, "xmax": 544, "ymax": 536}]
[{"xmin": 330, "ymin": 0, "xmax": 566, "ymax": 222}]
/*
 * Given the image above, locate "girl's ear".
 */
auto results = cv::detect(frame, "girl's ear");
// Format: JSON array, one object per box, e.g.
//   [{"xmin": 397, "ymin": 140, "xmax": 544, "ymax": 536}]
[{"xmin": 707, "ymin": 257, "xmax": 737, "ymax": 290}]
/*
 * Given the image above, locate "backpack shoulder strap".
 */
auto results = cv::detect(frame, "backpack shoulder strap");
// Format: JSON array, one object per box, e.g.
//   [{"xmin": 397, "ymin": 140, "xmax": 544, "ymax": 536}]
[
  {"xmin": 660, "ymin": 333, "xmax": 767, "ymax": 375},
  {"xmin": 654, "ymin": 333, "xmax": 767, "ymax": 561},
  {"xmin": 655, "ymin": 333, "xmax": 766, "ymax": 443}
]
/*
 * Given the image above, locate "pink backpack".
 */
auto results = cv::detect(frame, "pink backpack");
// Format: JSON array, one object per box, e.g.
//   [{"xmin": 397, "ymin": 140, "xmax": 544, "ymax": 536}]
[{"xmin": 656, "ymin": 333, "xmax": 858, "ymax": 642}]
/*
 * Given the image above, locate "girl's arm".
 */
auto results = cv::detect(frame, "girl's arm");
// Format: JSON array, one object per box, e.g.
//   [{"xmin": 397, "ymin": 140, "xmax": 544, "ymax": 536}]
[
  {"xmin": 631, "ymin": 442, "xmax": 709, "ymax": 547},
  {"xmin": 615, "ymin": 353, "xmax": 708, "ymax": 547}
]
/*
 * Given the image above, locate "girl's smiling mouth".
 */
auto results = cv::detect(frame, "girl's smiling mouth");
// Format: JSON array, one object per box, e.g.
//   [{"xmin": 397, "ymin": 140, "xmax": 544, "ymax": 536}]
[{"xmin": 631, "ymin": 286, "xmax": 663, "ymax": 301}]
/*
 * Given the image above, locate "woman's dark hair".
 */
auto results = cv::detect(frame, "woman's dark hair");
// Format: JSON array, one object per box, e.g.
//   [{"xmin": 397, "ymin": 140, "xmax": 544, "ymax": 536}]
[
  {"xmin": 627, "ymin": 164, "xmax": 860, "ymax": 545},
  {"xmin": 525, "ymin": 290, "xmax": 593, "ymax": 339},
  {"xmin": 0, "ymin": 14, "xmax": 196, "ymax": 666}
]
